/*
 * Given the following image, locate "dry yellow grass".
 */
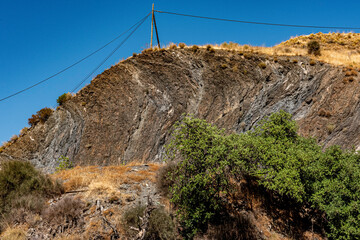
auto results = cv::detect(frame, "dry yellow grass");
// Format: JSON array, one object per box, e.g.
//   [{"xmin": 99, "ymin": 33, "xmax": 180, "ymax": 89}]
[
  {"xmin": 0, "ymin": 226, "xmax": 27, "ymax": 240},
  {"xmin": 53, "ymin": 163, "xmax": 161, "ymax": 199},
  {"xmin": 281, "ymin": 32, "xmax": 360, "ymax": 51},
  {"xmin": 198, "ymin": 32, "xmax": 360, "ymax": 68},
  {"xmin": 54, "ymin": 234, "xmax": 85, "ymax": 240}
]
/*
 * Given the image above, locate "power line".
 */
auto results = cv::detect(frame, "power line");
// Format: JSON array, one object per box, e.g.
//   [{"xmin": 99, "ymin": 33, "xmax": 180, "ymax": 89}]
[
  {"xmin": 71, "ymin": 14, "xmax": 150, "ymax": 93},
  {"xmin": 0, "ymin": 13, "xmax": 151, "ymax": 103},
  {"xmin": 155, "ymin": 10, "xmax": 360, "ymax": 30}
]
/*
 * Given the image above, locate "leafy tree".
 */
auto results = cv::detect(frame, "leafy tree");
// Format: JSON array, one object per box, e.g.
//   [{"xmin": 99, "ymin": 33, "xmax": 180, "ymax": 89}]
[
  {"xmin": 166, "ymin": 111, "xmax": 360, "ymax": 239},
  {"xmin": 306, "ymin": 146, "xmax": 360, "ymax": 239},
  {"xmin": 166, "ymin": 117, "xmax": 235, "ymax": 238}
]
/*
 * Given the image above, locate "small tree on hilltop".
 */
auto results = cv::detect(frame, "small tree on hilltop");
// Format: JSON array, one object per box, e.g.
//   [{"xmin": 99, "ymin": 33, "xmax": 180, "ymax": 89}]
[{"xmin": 307, "ymin": 40, "xmax": 321, "ymax": 56}]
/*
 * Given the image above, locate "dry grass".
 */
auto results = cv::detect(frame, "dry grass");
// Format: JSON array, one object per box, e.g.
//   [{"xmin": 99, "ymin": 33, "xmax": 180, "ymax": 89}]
[
  {"xmin": 197, "ymin": 33, "xmax": 360, "ymax": 68},
  {"xmin": 281, "ymin": 32, "xmax": 360, "ymax": 51},
  {"xmin": 0, "ymin": 225, "xmax": 27, "ymax": 240},
  {"xmin": 279, "ymin": 32, "xmax": 360, "ymax": 68},
  {"xmin": 53, "ymin": 163, "xmax": 161, "ymax": 199},
  {"xmin": 327, "ymin": 124, "xmax": 336, "ymax": 134},
  {"xmin": 54, "ymin": 234, "xmax": 86, "ymax": 240}
]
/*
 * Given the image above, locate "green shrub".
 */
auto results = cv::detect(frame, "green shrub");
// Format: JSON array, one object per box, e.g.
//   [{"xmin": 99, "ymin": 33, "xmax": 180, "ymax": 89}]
[
  {"xmin": 166, "ymin": 111, "xmax": 360, "ymax": 239},
  {"xmin": 0, "ymin": 161, "xmax": 63, "ymax": 217},
  {"xmin": 122, "ymin": 205, "xmax": 176, "ymax": 240},
  {"xmin": 307, "ymin": 40, "xmax": 321, "ymax": 56},
  {"xmin": 56, "ymin": 93, "xmax": 72, "ymax": 106},
  {"xmin": 166, "ymin": 117, "xmax": 233, "ymax": 238},
  {"xmin": 56, "ymin": 155, "xmax": 73, "ymax": 172}
]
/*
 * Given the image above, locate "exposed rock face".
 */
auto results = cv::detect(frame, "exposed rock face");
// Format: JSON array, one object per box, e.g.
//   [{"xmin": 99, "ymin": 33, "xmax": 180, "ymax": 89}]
[{"xmin": 1, "ymin": 48, "xmax": 359, "ymax": 172}]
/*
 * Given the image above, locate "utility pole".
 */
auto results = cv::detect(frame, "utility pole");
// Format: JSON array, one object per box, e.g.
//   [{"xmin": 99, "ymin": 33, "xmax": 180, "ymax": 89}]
[{"xmin": 150, "ymin": 3, "xmax": 154, "ymax": 48}]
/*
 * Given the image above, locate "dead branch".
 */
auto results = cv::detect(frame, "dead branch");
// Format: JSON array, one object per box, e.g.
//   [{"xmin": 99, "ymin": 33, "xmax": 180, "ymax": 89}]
[{"xmin": 133, "ymin": 196, "xmax": 157, "ymax": 240}]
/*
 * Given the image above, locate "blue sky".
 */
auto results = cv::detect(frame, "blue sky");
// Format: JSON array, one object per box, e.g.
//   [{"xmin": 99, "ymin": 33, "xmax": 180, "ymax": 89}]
[{"xmin": 1, "ymin": 0, "xmax": 360, "ymax": 144}]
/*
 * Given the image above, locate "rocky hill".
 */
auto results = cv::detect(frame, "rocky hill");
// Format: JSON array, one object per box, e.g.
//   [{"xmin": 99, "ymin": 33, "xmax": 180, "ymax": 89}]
[{"xmin": 1, "ymin": 43, "xmax": 360, "ymax": 172}]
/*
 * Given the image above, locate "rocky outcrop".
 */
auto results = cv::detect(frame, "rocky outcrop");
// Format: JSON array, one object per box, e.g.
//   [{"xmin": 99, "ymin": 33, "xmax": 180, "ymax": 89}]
[{"xmin": 1, "ymin": 48, "xmax": 359, "ymax": 172}]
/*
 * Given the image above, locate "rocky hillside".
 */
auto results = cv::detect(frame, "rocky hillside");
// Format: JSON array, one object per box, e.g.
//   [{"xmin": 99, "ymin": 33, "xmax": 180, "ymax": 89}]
[{"xmin": 1, "ymin": 45, "xmax": 360, "ymax": 172}]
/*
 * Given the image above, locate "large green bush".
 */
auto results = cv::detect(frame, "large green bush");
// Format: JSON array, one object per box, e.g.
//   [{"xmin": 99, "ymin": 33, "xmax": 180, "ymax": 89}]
[
  {"xmin": 166, "ymin": 117, "xmax": 233, "ymax": 238},
  {"xmin": 166, "ymin": 111, "xmax": 360, "ymax": 239}
]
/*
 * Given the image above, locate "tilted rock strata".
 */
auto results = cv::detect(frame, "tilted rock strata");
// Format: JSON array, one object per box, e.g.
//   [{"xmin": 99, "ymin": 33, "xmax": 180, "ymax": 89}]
[{"xmin": 1, "ymin": 48, "xmax": 359, "ymax": 172}]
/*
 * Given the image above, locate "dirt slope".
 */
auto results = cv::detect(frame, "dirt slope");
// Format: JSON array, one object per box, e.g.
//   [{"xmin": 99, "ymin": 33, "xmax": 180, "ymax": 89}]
[{"xmin": 1, "ymin": 46, "xmax": 360, "ymax": 172}]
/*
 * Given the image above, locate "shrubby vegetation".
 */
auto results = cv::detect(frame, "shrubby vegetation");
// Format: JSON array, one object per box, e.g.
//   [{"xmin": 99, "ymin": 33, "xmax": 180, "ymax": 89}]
[
  {"xmin": 122, "ymin": 204, "xmax": 176, "ymax": 240},
  {"xmin": 0, "ymin": 161, "xmax": 63, "ymax": 230},
  {"xmin": 43, "ymin": 195, "xmax": 84, "ymax": 225},
  {"xmin": 56, "ymin": 155, "xmax": 73, "ymax": 172},
  {"xmin": 165, "ymin": 111, "xmax": 360, "ymax": 239},
  {"xmin": 307, "ymin": 40, "xmax": 321, "ymax": 56},
  {"xmin": 56, "ymin": 93, "xmax": 72, "ymax": 106},
  {"xmin": 28, "ymin": 107, "xmax": 54, "ymax": 127}
]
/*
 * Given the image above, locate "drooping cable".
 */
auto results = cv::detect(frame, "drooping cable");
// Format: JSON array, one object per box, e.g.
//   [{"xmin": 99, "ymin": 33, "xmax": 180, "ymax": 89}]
[
  {"xmin": 0, "ymin": 13, "xmax": 151, "ymax": 103},
  {"xmin": 155, "ymin": 10, "xmax": 360, "ymax": 30},
  {"xmin": 71, "ymin": 13, "xmax": 150, "ymax": 92}
]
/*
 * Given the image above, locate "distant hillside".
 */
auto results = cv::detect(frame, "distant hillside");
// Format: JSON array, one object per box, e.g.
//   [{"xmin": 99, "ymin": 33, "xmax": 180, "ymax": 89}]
[{"xmin": 1, "ymin": 40, "xmax": 360, "ymax": 172}]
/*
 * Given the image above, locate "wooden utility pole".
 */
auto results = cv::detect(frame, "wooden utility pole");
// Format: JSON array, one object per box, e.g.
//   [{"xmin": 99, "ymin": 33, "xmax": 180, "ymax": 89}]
[
  {"xmin": 150, "ymin": 3, "xmax": 154, "ymax": 48},
  {"xmin": 153, "ymin": 12, "xmax": 161, "ymax": 48}
]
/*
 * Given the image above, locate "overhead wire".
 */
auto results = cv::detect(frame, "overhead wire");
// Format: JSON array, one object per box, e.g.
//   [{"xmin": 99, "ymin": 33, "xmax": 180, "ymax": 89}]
[
  {"xmin": 0, "ymin": 12, "xmax": 151, "ymax": 103},
  {"xmin": 3, "ymin": 9, "xmax": 358, "ymax": 103},
  {"xmin": 71, "ymin": 13, "xmax": 150, "ymax": 92},
  {"xmin": 155, "ymin": 10, "xmax": 360, "ymax": 30}
]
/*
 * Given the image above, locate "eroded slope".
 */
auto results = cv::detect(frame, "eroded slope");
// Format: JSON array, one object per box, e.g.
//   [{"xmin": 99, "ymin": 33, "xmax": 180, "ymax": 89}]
[{"xmin": 1, "ymin": 47, "xmax": 360, "ymax": 172}]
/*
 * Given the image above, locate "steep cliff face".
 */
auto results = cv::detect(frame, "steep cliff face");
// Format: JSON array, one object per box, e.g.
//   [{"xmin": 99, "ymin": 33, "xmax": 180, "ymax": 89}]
[{"xmin": 1, "ymin": 47, "xmax": 359, "ymax": 172}]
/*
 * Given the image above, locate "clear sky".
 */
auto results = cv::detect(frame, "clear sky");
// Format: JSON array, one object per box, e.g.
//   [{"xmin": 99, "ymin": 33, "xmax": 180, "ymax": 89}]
[{"xmin": 1, "ymin": 0, "xmax": 359, "ymax": 144}]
